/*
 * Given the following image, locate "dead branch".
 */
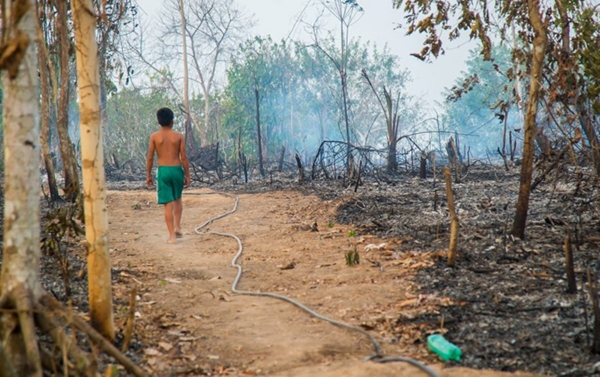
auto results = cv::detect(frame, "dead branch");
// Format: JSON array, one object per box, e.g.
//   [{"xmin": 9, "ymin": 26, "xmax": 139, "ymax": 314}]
[
  {"xmin": 531, "ymin": 145, "xmax": 568, "ymax": 191},
  {"xmin": 41, "ymin": 295, "xmax": 147, "ymax": 377},
  {"xmin": 34, "ymin": 307, "xmax": 96, "ymax": 376}
]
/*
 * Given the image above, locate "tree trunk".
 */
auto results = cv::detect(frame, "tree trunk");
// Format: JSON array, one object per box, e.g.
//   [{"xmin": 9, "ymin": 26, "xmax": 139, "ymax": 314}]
[
  {"xmin": 72, "ymin": 0, "xmax": 116, "ymax": 341},
  {"xmin": 99, "ymin": 45, "xmax": 113, "ymax": 164},
  {"xmin": 204, "ymin": 91, "xmax": 210, "ymax": 145},
  {"xmin": 555, "ymin": 0, "xmax": 600, "ymax": 176},
  {"xmin": 387, "ymin": 140, "xmax": 398, "ymax": 173},
  {"xmin": 578, "ymin": 108, "xmax": 600, "ymax": 176},
  {"xmin": 255, "ymin": 87, "xmax": 265, "ymax": 177},
  {"xmin": 384, "ymin": 88, "xmax": 398, "ymax": 173},
  {"xmin": 37, "ymin": 5, "xmax": 60, "ymax": 203},
  {"xmin": 0, "ymin": 0, "xmax": 44, "ymax": 374},
  {"xmin": 341, "ymin": 71, "xmax": 352, "ymax": 175},
  {"xmin": 178, "ymin": 0, "xmax": 197, "ymax": 153},
  {"xmin": 512, "ymin": 0, "xmax": 547, "ymax": 239},
  {"xmin": 56, "ymin": 0, "xmax": 80, "ymax": 202}
]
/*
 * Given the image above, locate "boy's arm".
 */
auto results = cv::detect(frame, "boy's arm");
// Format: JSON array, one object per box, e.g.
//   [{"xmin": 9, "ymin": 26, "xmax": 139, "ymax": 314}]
[
  {"xmin": 146, "ymin": 135, "xmax": 155, "ymax": 186},
  {"xmin": 179, "ymin": 135, "xmax": 191, "ymax": 187}
]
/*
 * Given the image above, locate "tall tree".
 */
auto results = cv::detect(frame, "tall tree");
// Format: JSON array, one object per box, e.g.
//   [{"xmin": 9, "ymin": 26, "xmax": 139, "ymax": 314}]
[
  {"xmin": 178, "ymin": 0, "xmax": 196, "ymax": 153},
  {"xmin": 55, "ymin": 0, "xmax": 81, "ymax": 202},
  {"xmin": 161, "ymin": 0, "xmax": 249, "ymax": 146},
  {"xmin": 222, "ymin": 36, "xmax": 417, "ymax": 164},
  {"xmin": 393, "ymin": 0, "xmax": 551, "ymax": 239},
  {"xmin": 555, "ymin": 2, "xmax": 600, "ymax": 176},
  {"xmin": 105, "ymin": 84, "xmax": 178, "ymax": 170},
  {"xmin": 72, "ymin": 0, "xmax": 115, "ymax": 340},
  {"xmin": 37, "ymin": 1, "xmax": 60, "ymax": 202},
  {"xmin": 0, "ymin": 0, "xmax": 44, "ymax": 374},
  {"xmin": 94, "ymin": 0, "xmax": 139, "ymax": 156},
  {"xmin": 311, "ymin": 0, "xmax": 364, "ymax": 174},
  {"xmin": 512, "ymin": 0, "xmax": 547, "ymax": 239}
]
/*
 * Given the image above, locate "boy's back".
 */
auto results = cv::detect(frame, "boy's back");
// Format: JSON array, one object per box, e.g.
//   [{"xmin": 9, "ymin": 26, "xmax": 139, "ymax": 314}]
[{"xmin": 151, "ymin": 128, "xmax": 184, "ymax": 166}]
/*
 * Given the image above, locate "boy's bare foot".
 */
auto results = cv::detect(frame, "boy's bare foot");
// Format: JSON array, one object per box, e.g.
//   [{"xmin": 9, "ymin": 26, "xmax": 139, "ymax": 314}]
[
  {"xmin": 167, "ymin": 238, "xmax": 177, "ymax": 244},
  {"xmin": 175, "ymin": 231, "xmax": 183, "ymax": 238}
]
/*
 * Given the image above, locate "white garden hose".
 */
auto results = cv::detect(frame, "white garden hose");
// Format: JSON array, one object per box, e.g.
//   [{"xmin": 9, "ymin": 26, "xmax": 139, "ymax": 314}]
[{"xmin": 189, "ymin": 192, "xmax": 440, "ymax": 377}]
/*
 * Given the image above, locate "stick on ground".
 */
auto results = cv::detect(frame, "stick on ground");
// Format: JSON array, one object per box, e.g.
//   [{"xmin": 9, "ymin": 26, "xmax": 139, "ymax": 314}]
[{"xmin": 122, "ymin": 287, "xmax": 137, "ymax": 352}]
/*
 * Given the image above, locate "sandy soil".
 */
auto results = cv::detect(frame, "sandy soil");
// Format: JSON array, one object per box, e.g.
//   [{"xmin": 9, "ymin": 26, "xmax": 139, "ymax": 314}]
[{"xmin": 107, "ymin": 188, "xmax": 543, "ymax": 377}]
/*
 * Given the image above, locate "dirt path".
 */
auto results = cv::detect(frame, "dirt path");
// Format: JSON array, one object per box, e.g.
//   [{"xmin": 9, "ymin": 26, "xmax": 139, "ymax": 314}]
[{"xmin": 107, "ymin": 189, "xmax": 542, "ymax": 377}]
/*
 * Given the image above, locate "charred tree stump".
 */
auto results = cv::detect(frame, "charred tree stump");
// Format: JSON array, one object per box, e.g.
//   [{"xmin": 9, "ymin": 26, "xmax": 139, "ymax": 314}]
[
  {"xmin": 509, "ymin": 130, "xmax": 516, "ymax": 161},
  {"xmin": 295, "ymin": 153, "xmax": 304, "ymax": 184},
  {"xmin": 354, "ymin": 159, "xmax": 363, "ymax": 193},
  {"xmin": 419, "ymin": 152, "xmax": 427, "ymax": 179},
  {"xmin": 444, "ymin": 166, "xmax": 459, "ymax": 267},
  {"xmin": 564, "ymin": 235, "xmax": 577, "ymax": 294},
  {"xmin": 239, "ymin": 151, "xmax": 248, "ymax": 183},
  {"xmin": 446, "ymin": 136, "xmax": 461, "ymax": 183}
]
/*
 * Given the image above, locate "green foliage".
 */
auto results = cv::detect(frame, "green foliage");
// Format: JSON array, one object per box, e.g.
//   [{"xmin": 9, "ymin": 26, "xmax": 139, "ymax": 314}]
[
  {"xmin": 105, "ymin": 82, "xmax": 179, "ymax": 171},
  {"xmin": 41, "ymin": 204, "xmax": 84, "ymax": 255},
  {"xmin": 442, "ymin": 45, "xmax": 519, "ymax": 156},
  {"xmin": 348, "ymin": 229, "xmax": 356, "ymax": 238},
  {"xmin": 574, "ymin": 7, "xmax": 600, "ymax": 114},
  {"xmin": 221, "ymin": 35, "xmax": 415, "ymax": 163}
]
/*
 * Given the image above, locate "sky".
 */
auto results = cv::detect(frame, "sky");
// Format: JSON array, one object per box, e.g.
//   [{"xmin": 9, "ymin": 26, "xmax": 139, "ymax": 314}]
[{"xmin": 137, "ymin": 0, "xmax": 471, "ymax": 108}]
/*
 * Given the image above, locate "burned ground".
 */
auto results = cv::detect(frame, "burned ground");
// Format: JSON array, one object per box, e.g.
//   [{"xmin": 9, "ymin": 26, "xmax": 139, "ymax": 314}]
[{"xmin": 4, "ymin": 162, "xmax": 600, "ymax": 376}]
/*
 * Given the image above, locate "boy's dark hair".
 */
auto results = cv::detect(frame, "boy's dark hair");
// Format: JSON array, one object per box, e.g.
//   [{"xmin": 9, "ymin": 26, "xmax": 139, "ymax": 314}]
[{"xmin": 156, "ymin": 107, "xmax": 174, "ymax": 127}]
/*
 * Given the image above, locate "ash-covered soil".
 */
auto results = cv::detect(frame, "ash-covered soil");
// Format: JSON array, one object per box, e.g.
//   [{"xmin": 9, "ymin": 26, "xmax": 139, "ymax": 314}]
[{"xmin": 198, "ymin": 163, "xmax": 600, "ymax": 376}]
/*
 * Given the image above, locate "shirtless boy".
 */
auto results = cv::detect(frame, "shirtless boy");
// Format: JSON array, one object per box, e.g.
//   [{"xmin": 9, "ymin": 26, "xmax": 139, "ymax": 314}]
[{"xmin": 146, "ymin": 107, "xmax": 191, "ymax": 244}]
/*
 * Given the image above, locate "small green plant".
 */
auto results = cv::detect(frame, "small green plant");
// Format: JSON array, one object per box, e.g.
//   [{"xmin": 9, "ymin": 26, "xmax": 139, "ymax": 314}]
[
  {"xmin": 348, "ymin": 229, "xmax": 356, "ymax": 238},
  {"xmin": 345, "ymin": 245, "xmax": 360, "ymax": 266},
  {"xmin": 328, "ymin": 221, "xmax": 334, "ymax": 228},
  {"xmin": 131, "ymin": 203, "xmax": 142, "ymax": 210}
]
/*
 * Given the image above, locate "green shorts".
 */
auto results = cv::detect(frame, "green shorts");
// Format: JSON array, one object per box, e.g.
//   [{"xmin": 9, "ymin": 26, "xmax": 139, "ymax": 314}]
[{"xmin": 156, "ymin": 165, "xmax": 184, "ymax": 204}]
